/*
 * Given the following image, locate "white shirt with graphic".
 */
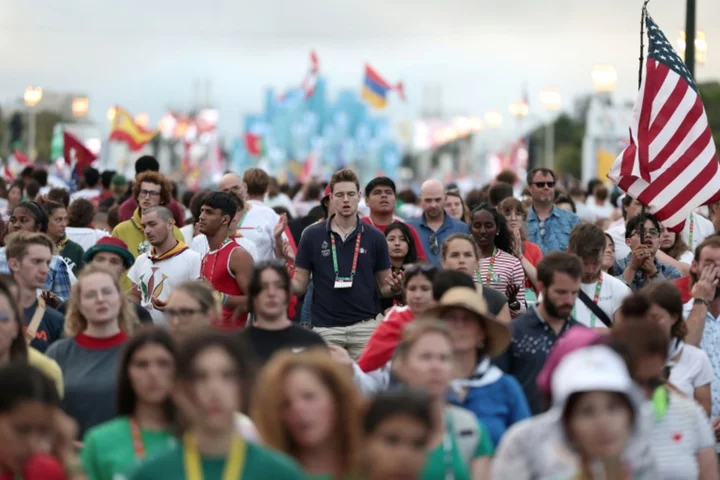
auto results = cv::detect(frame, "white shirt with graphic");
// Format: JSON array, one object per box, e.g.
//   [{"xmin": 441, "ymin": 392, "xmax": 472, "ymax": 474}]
[{"xmin": 127, "ymin": 249, "xmax": 202, "ymax": 324}]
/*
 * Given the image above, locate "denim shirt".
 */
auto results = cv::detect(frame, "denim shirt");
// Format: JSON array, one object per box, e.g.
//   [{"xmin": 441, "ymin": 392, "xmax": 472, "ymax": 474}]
[
  {"xmin": 0, "ymin": 248, "xmax": 73, "ymax": 302},
  {"xmin": 526, "ymin": 206, "xmax": 580, "ymax": 255},
  {"xmin": 615, "ymin": 254, "xmax": 682, "ymax": 291},
  {"xmin": 406, "ymin": 213, "xmax": 469, "ymax": 267}
]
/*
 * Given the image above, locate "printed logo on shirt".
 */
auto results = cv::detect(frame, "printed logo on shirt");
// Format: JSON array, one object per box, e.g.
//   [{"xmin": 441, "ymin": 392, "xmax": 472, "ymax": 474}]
[
  {"xmin": 137, "ymin": 240, "xmax": 151, "ymax": 255},
  {"xmin": 139, "ymin": 267, "xmax": 169, "ymax": 304},
  {"xmin": 60, "ymin": 256, "xmax": 76, "ymax": 273},
  {"xmin": 360, "ymin": 248, "xmax": 367, "ymax": 254}
]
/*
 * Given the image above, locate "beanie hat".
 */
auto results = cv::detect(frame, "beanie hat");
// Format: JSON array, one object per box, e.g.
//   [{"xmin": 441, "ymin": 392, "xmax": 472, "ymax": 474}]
[{"xmin": 83, "ymin": 237, "xmax": 134, "ymax": 269}]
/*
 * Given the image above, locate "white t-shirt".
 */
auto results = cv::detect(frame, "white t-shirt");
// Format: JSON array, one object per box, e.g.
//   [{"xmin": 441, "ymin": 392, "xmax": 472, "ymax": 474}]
[
  {"xmin": 238, "ymin": 205, "xmax": 277, "ymax": 261},
  {"xmin": 678, "ymin": 250, "xmax": 694, "ymax": 265},
  {"xmin": 180, "ymin": 224, "xmax": 195, "ymax": 246},
  {"xmin": 585, "ymin": 201, "xmax": 614, "ymax": 221},
  {"xmin": 190, "ymin": 234, "xmax": 259, "ymax": 262},
  {"xmin": 65, "ymin": 227, "xmax": 110, "ymax": 251},
  {"xmin": 682, "ymin": 212, "xmax": 715, "ymax": 253},
  {"xmin": 573, "ymin": 272, "xmax": 631, "ymax": 328},
  {"xmin": 127, "ymin": 248, "xmax": 202, "ymax": 324},
  {"xmin": 265, "ymin": 193, "xmax": 297, "ymax": 217},
  {"xmin": 669, "ymin": 344, "xmax": 714, "ymax": 400}
]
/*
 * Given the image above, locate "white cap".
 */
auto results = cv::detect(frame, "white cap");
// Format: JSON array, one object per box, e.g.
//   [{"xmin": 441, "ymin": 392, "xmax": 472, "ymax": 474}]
[{"xmin": 552, "ymin": 345, "xmax": 632, "ymax": 407}]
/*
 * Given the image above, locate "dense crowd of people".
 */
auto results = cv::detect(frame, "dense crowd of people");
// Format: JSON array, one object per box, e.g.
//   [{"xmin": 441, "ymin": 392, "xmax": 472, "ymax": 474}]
[{"xmin": 1, "ymin": 156, "xmax": 720, "ymax": 479}]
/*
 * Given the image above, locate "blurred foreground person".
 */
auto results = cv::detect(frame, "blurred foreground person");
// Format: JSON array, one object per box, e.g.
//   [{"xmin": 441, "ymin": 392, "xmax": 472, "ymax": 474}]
[
  {"xmin": 47, "ymin": 265, "xmax": 136, "ymax": 437},
  {"xmin": 130, "ymin": 332, "xmax": 307, "ymax": 480},
  {"xmin": 0, "ymin": 364, "xmax": 81, "ymax": 480},
  {"xmin": 362, "ymin": 389, "xmax": 433, "ymax": 480},
  {"xmin": 164, "ymin": 280, "xmax": 219, "ymax": 339},
  {"xmin": 491, "ymin": 345, "xmax": 655, "ymax": 479},
  {"xmin": 611, "ymin": 301, "xmax": 719, "ymax": 480},
  {"xmin": 82, "ymin": 328, "xmax": 178, "ymax": 480},
  {"xmin": 253, "ymin": 349, "xmax": 362, "ymax": 479}
]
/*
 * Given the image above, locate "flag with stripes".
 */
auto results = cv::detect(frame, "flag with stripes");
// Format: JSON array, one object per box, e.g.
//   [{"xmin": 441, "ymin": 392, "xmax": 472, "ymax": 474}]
[{"xmin": 608, "ymin": 12, "xmax": 720, "ymax": 232}]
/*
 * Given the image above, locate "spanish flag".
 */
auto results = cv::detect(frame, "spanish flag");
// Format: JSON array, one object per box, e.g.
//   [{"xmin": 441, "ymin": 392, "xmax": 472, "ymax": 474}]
[
  {"xmin": 361, "ymin": 64, "xmax": 405, "ymax": 109},
  {"xmin": 109, "ymin": 106, "xmax": 158, "ymax": 151}
]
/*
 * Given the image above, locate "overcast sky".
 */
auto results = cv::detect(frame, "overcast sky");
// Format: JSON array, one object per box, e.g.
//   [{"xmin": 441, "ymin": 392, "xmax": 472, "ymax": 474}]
[{"xmin": 1, "ymin": 0, "xmax": 719, "ymax": 138}]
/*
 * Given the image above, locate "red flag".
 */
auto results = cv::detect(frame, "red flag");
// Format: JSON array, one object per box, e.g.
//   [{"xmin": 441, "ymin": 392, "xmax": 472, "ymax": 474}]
[
  {"xmin": 13, "ymin": 149, "xmax": 30, "ymax": 165},
  {"xmin": 608, "ymin": 13, "xmax": 720, "ymax": 231},
  {"xmin": 63, "ymin": 132, "xmax": 97, "ymax": 175},
  {"xmin": 244, "ymin": 133, "xmax": 264, "ymax": 157}
]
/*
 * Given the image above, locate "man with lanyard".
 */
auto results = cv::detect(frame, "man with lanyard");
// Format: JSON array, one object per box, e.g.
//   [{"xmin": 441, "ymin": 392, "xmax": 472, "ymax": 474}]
[
  {"xmin": 198, "ymin": 192, "xmax": 254, "ymax": 329},
  {"xmin": 406, "ymin": 179, "xmax": 468, "ymax": 267},
  {"xmin": 495, "ymin": 252, "xmax": 583, "ymax": 414},
  {"xmin": 361, "ymin": 176, "xmax": 427, "ymax": 261},
  {"xmin": 128, "ymin": 206, "xmax": 201, "ymax": 324},
  {"xmin": 291, "ymin": 168, "xmax": 402, "ymax": 360},
  {"xmin": 567, "ymin": 222, "xmax": 630, "ymax": 328},
  {"xmin": 6, "ymin": 231, "xmax": 65, "ymax": 353},
  {"xmin": 525, "ymin": 167, "xmax": 581, "ymax": 255},
  {"xmin": 617, "ymin": 213, "xmax": 681, "ymax": 291},
  {"xmin": 218, "ymin": 173, "xmax": 294, "ymax": 262},
  {"xmin": 112, "ymin": 171, "xmax": 185, "ymax": 259}
]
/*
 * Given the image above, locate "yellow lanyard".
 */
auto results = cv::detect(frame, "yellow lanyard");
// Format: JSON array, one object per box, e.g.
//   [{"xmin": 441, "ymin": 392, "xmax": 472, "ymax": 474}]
[{"xmin": 183, "ymin": 432, "xmax": 246, "ymax": 480}]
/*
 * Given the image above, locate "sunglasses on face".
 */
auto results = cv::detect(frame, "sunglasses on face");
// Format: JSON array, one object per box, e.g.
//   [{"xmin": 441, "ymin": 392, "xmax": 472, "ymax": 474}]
[{"xmin": 532, "ymin": 181, "xmax": 556, "ymax": 188}]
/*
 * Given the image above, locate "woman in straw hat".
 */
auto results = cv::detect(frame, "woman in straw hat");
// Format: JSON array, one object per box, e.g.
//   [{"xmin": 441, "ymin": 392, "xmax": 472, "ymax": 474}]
[{"xmin": 423, "ymin": 286, "xmax": 529, "ymax": 447}]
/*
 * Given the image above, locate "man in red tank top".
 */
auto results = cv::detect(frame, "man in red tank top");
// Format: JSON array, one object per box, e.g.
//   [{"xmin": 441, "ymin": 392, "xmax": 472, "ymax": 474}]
[{"xmin": 198, "ymin": 192, "xmax": 254, "ymax": 329}]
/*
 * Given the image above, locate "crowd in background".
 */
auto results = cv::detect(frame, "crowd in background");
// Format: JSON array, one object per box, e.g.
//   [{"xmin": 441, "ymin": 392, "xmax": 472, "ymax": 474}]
[{"xmin": 0, "ymin": 157, "xmax": 720, "ymax": 479}]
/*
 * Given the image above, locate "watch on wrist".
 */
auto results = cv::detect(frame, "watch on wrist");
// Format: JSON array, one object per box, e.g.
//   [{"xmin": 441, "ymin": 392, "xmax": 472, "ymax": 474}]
[
  {"xmin": 509, "ymin": 300, "xmax": 521, "ymax": 311},
  {"xmin": 693, "ymin": 297, "xmax": 711, "ymax": 308}
]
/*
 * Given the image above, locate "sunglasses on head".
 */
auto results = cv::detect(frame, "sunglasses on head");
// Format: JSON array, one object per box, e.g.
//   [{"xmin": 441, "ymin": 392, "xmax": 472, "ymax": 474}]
[
  {"xmin": 404, "ymin": 263, "xmax": 438, "ymax": 275},
  {"xmin": 429, "ymin": 234, "xmax": 439, "ymax": 255},
  {"xmin": 532, "ymin": 181, "xmax": 556, "ymax": 188}
]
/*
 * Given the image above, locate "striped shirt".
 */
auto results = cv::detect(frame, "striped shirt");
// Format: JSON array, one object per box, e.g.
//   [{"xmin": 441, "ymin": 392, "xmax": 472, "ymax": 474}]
[{"xmin": 476, "ymin": 249, "xmax": 526, "ymax": 316}]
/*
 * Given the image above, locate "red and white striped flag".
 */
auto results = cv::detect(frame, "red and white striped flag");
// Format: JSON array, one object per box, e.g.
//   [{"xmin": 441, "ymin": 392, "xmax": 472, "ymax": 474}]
[{"xmin": 608, "ymin": 12, "xmax": 720, "ymax": 232}]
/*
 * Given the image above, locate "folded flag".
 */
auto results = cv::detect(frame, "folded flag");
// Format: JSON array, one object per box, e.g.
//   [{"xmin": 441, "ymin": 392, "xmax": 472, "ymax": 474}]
[
  {"xmin": 608, "ymin": 12, "xmax": 720, "ymax": 231},
  {"xmin": 362, "ymin": 64, "xmax": 405, "ymax": 109},
  {"xmin": 63, "ymin": 131, "xmax": 97, "ymax": 175},
  {"xmin": 109, "ymin": 106, "xmax": 158, "ymax": 151}
]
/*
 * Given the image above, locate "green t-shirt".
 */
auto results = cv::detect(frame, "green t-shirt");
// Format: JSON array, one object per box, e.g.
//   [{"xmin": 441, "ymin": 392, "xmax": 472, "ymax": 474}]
[
  {"xmin": 420, "ymin": 417, "xmax": 494, "ymax": 480},
  {"xmin": 129, "ymin": 440, "xmax": 308, "ymax": 480},
  {"xmin": 81, "ymin": 416, "xmax": 177, "ymax": 480}
]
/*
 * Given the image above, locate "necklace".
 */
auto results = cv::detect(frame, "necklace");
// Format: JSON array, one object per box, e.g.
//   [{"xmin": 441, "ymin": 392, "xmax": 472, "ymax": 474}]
[{"xmin": 201, "ymin": 237, "xmax": 231, "ymax": 282}]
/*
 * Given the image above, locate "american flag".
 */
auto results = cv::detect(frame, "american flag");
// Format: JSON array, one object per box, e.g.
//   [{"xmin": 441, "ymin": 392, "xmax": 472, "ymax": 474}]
[{"xmin": 608, "ymin": 13, "xmax": 720, "ymax": 232}]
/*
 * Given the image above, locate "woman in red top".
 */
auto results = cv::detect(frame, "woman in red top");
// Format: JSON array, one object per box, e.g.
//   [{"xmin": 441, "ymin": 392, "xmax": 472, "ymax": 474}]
[
  {"xmin": 357, "ymin": 264, "xmax": 438, "ymax": 373},
  {"xmin": 498, "ymin": 198, "xmax": 542, "ymax": 292},
  {"xmin": 0, "ymin": 364, "xmax": 79, "ymax": 480}
]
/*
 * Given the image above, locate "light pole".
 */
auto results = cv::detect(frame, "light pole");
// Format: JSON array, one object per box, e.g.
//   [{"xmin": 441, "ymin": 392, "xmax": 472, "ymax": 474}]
[
  {"xmin": 539, "ymin": 88, "xmax": 561, "ymax": 170},
  {"xmin": 685, "ymin": 0, "xmax": 696, "ymax": 78},
  {"xmin": 23, "ymin": 86, "xmax": 43, "ymax": 160},
  {"xmin": 484, "ymin": 111, "xmax": 503, "ymax": 129},
  {"xmin": 591, "ymin": 65, "xmax": 618, "ymax": 94},
  {"xmin": 678, "ymin": 30, "xmax": 707, "ymax": 67}
]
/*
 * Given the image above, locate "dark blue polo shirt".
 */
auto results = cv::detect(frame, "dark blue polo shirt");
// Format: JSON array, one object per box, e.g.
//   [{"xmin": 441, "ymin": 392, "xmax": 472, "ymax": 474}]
[
  {"xmin": 295, "ymin": 216, "xmax": 391, "ymax": 328},
  {"xmin": 406, "ymin": 213, "xmax": 469, "ymax": 267},
  {"xmin": 493, "ymin": 306, "xmax": 582, "ymax": 414}
]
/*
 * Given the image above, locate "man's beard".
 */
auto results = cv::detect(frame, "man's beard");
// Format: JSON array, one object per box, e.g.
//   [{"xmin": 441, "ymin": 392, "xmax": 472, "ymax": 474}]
[{"xmin": 543, "ymin": 294, "xmax": 573, "ymax": 319}]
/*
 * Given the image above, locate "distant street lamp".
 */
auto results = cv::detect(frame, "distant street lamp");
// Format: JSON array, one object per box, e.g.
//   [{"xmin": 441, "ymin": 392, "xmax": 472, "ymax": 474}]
[
  {"xmin": 72, "ymin": 97, "xmax": 89, "ymax": 118},
  {"xmin": 509, "ymin": 100, "xmax": 529, "ymax": 119},
  {"xmin": 23, "ymin": 86, "xmax": 43, "ymax": 160},
  {"xmin": 592, "ymin": 65, "xmax": 618, "ymax": 93},
  {"xmin": 484, "ymin": 111, "xmax": 503, "ymax": 129},
  {"xmin": 678, "ymin": 30, "xmax": 707, "ymax": 65},
  {"xmin": 539, "ymin": 88, "xmax": 562, "ymax": 170}
]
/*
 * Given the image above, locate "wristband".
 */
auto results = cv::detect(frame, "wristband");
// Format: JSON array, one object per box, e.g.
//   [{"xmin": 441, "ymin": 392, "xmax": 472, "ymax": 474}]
[{"xmin": 222, "ymin": 294, "xmax": 230, "ymax": 306}]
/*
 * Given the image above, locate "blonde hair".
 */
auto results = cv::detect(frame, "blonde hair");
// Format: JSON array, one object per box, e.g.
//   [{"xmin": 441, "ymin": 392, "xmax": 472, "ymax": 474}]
[
  {"xmin": 251, "ymin": 349, "xmax": 363, "ymax": 477},
  {"xmin": 65, "ymin": 264, "xmax": 137, "ymax": 336}
]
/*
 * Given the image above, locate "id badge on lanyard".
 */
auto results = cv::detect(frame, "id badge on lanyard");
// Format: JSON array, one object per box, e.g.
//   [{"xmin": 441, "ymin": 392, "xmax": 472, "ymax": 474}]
[{"xmin": 331, "ymin": 230, "xmax": 362, "ymax": 290}]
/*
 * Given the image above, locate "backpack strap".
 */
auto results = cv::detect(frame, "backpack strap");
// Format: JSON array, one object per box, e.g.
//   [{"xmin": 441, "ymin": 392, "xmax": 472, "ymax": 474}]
[{"xmin": 25, "ymin": 297, "xmax": 46, "ymax": 346}]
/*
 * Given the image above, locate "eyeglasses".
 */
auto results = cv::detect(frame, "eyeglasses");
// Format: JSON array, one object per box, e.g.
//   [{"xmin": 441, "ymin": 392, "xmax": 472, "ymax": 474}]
[
  {"xmin": 404, "ymin": 263, "xmax": 438, "ymax": 275},
  {"xmin": 539, "ymin": 220, "xmax": 546, "ymax": 237},
  {"xmin": 429, "ymin": 234, "xmax": 439, "ymax": 255},
  {"xmin": 532, "ymin": 181, "xmax": 556, "ymax": 188},
  {"xmin": 138, "ymin": 189, "xmax": 161, "ymax": 198},
  {"xmin": 631, "ymin": 229, "xmax": 660, "ymax": 238}
]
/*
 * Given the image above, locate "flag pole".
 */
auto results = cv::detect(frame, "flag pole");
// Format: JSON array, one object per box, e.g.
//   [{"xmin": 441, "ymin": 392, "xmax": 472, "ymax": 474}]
[{"xmin": 638, "ymin": 0, "xmax": 650, "ymax": 233}]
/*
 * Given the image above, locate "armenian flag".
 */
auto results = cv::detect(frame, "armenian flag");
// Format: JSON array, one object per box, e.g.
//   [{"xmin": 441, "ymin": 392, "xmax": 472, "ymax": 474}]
[
  {"xmin": 362, "ymin": 64, "xmax": 405, "ymax": 109},
  {"xmin": 109, "ymin": 106, "xmax": 158, "ymax": 151}
]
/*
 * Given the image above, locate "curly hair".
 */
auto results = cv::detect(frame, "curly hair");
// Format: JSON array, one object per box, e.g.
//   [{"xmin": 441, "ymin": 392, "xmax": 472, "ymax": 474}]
[
  {"xmin": 469, "ymin": 203, "xmax": 514, "ymax": 254},
  {"xmin": 251, "ymin": 349, "xmax": 363, "ymax": 477},
  {"xmin": 64, "ymin": 264, "xmax": 137, "ymax": 336},
  {"xmin": 132, "ymin": 171, "xmax": 171, "ymax": 206}
]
